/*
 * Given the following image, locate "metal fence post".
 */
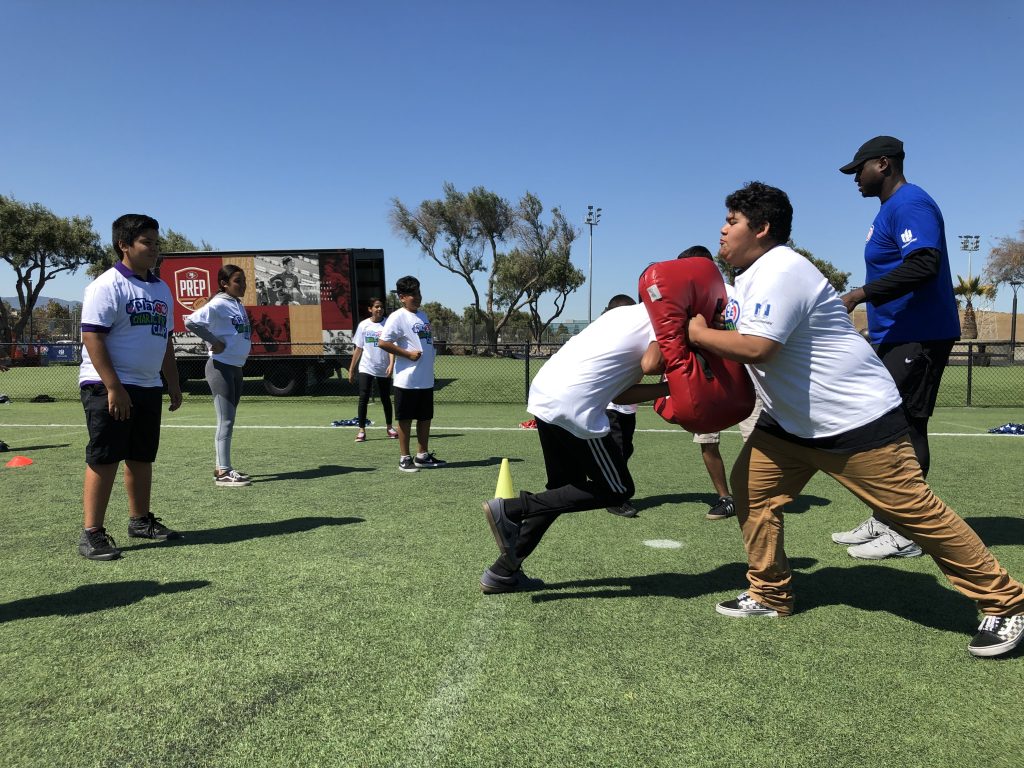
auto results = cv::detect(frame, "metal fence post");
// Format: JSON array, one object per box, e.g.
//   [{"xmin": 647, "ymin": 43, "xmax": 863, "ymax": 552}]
[
  {"xmin": 524, "ymin": 342, "xmax": 530, "ymax": 405},
  {"xmin": 966, "ymin": 342, "xmax": 973, "ymax": 407}
]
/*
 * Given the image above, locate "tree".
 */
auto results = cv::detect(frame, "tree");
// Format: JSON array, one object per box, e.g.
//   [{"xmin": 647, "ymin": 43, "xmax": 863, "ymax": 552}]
[
  {"xmin": 87, "ymin": 228, "xmax": 214, "ymax": 279},
  {"xmin": 420, "ymin": 301, "xmax": 460, "ymax": 338},
  {"xmin": 715, "ymin": 240, "xmax": 851, "ymax": 293},
  {"xmin": 390, "ymin": 184, "xmax": 579, "ymax": 348},
  {"xmin": 953, "ymin": 274, "xmax": 997, "ymax": 340},
  {"xmin": 0, "ymin": 195, "xmax": 106, "ymax": 343},
  {"xmin": 983, "ymin": 224, "xmax": 1024, "ymax": 287}
]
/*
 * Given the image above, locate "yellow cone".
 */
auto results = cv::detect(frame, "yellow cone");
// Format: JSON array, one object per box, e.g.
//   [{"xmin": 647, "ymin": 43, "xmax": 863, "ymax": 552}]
[{"xmin": 494, "ymin": 458, "xmax": 514, "ymax": 499}]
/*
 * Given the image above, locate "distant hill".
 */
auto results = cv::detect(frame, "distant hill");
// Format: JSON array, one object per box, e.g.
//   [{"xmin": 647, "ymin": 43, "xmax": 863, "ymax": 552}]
[{"xmin": 2, "ymin": 296, "xmax": 82, "ymax": 310}]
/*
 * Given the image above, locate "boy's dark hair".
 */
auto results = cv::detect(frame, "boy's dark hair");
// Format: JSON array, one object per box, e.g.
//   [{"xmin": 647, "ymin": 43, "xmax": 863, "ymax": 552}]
[
  {"xmin": 395, "ymin": 275, "xmax": 420, "ymax": 296},
  {"xmin": 677, "ymin": 245, "xmax": 713, "ymax": 260},
  {"xmin": 217, "ymin": 264, "xmax": 245, "ymax": 293},
  {"xmin": 368, "ymin": 296, "xmax": 383, "ymax": 308},
  {"xmin": 604, "ymin": 294, "xmax": 636, "ymax": 313},
  {"xmin": 724, "ymin": 182, "xmax": 792, "ymax": 244},
  {"xmin": 112, "ymin": 214, "xmax": 159, "ymax": 256}
]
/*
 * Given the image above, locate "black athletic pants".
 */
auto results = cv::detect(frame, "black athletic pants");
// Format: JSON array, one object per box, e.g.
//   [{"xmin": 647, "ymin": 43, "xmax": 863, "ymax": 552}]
[
  {"xmin": 490, "ymin": 417, "xmax": 634, "ymax": 575},
  {"xmin": 876, "ymin": 338, "xmax": 955, "ymax": 478}
]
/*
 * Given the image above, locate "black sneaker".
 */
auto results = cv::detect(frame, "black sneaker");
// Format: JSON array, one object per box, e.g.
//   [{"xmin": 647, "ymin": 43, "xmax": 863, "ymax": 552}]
[
  {"xmin": 480, "ymin": 567, "xmax": 545, "ymax": 594},
  {"xmin": 399, "ymin": 456, "xmax": 419, "ymax": 473},
  {"xmin": 715, "ymin": 591, "xmax": 780, "ymax": 618},
  {"xmin": 706, "ymin": 496, "xmax": 736, "ymax": 520},
  {"xmin": 78, "ymin": 527, "xmax": 121, "ymax": 561},
  {"xmin": 127, "ymin": 513, "xmax": 181, "ymax": 541},
  {"xmin": 0, "ymin": 440, "xmax": 8, "ymax": 453},
  {"xmin": 607, "ymin": 502, "xmax": 638, "ymax": 518},
  {"xmin": 968, "ymin": 614, "xmax": 1024, "ymax": 658},
  {"xmin": 482, "ymin": 498, "xmax": 521, "ymax": 565},
  {"xmin": 414, "ymin": 452, "xmax": 446, "ymax": 468}
]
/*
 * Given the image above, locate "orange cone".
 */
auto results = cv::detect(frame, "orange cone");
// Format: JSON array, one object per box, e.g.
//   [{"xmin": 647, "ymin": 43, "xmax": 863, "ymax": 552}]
[{"xmin": 5, "ymin": 455, "xmax": 33, "ymax": 467}]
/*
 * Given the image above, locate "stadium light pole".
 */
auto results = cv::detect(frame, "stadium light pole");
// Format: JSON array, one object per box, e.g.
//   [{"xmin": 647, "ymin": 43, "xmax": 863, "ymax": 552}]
[
  {"xmin": 586, "ymin": 205, "xmax": 602, "ymax": 323},
  {"xmin": 959, "ymin": 234, "xmax": 980, "ymax": 281}
]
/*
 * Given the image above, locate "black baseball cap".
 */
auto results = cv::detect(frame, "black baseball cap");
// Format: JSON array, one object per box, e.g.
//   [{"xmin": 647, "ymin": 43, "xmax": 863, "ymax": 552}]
[{"xmin": 839, "ymin": 136, "xmax": 905, "ymax": 174}]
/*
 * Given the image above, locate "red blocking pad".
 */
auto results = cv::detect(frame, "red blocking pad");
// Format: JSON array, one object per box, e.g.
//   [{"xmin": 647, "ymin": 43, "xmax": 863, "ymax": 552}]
[{"xmin": 639, "ymin": 258, "xmax": 754, "ymax": 433}]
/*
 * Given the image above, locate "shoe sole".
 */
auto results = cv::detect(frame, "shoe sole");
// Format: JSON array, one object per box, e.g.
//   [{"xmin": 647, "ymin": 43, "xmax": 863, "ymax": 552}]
[
  {"xmin": 79, "ymin": 549, "xmax": 121, "ymax": 561},
  {"xmin": 606, "ymin": 507, "xmax": 638, "ymax": 518},
  {"xmin": 715, "ymin": 603, "xmax": 780, "ymax": 618},
  {"xmin": 399, "ymin": 465, "xmax": 419, "ymax": 473},
  {"xmin": 483, "ymin": 501, "xmax": 517, "ymax": 563},
  {"xmin": 831, "ymin": 534, "xmax": 881, "ymax": 545},
  {"xmin": 968, "ymin": 633, "xmax": 1024, "ymax": 658},
  {"xmin": 706, "ymin": 512, "xmax": 734, "ymax": 520},
  {"xmin": 846, "ymin": 547, "xmax": 923, "ymax": 560},
  {"xmin": 215, "ymin": 481, "xmax": 252, "ymax": 487}
]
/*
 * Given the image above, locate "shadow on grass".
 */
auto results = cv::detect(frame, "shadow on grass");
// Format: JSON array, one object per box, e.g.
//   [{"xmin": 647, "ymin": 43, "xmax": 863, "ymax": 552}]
[
  {"xmin": 531, "ymin": 558, "xmax": 817, "ymax": 604},
  {"xmin": 637, "ymin": 493, "xmax": 831, "ymax": 514},
  {"xmin": 533, "ymin": 557, "xmax": 979, "ymax": 634},
  {"xmin": 0, "ymin": 580, "xmax": 209, "ymax": 623},
  {"xmin": 963, "ymin": 516, "xmax": 1024, "ymax": 546},
  {"xmin": 443, "ymin": 456, "xmax": 527, "ymax": 470},
  {"xmin": 252, "ymin": 465, "xmax": 375, "ymax": 481},
  {"xmin": 120, "ymin": 515, "xmax": 363, "ymax": 552},
  {"xmin": 797, "ymin": 565, "xmax": 981, "ymax": 633},
  {"xmin": 1, "ymin": 443, "xmax": 72, "ymax": 452}
]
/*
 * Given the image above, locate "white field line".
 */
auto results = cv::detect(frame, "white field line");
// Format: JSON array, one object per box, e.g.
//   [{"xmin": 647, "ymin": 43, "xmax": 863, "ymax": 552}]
[
  {"xmin": 399, "ymin": 598, "xmax": 506, "ymax": 768},
  {"xmin": 0, "ymin": 422, "xmax": 1009, "ymax": 437}
]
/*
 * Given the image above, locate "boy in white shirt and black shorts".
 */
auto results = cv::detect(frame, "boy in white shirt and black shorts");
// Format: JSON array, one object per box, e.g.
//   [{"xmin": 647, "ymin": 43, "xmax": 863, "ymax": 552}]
[
  {"xmin": 377, "ymin": 276, "xmax": 445, "ymax": 473},
  {"xmin": 77, "ymin": 214, "xmax": 183, "ymax": 561}
]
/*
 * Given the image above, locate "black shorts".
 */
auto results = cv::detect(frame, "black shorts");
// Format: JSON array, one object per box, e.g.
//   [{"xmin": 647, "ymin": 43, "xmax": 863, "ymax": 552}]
[
  {"xmin": 876, "ymin": 339, "xmax": 955, "ymax": 419},
  {"xmin": 81, "ymin": 383, "xmax": 163, "ymax": 465},
  {"xmin": 394, "ymin": 387, "xmax": 434, "ymax": 422}
]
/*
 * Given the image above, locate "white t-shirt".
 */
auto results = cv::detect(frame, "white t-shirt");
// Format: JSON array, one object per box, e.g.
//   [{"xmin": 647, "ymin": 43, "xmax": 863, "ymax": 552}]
[
  {"xmin": 353, "ymin": 318, "xmax": 391, "ymax": 377},
  {"xmin": 183, "ymin": 293, "xmax": 252, "ymax": 367},
  {"xmin": 79, "ymin": 263, "xmax": 175, "ymax": 388},
  {"xmin": 380, "ymin": 308, "xmax": 435, "ymax": 389},
  {"xmin": 732, "ymin": 245, "xmax": 902, "ymax": 438},
  {"xmin": 529, "ymin": 303, "xmax": 656, "ymax": 438}
]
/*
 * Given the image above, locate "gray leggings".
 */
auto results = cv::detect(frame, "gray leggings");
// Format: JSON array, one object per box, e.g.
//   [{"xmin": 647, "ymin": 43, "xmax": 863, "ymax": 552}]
[{"xmin": 206, "ymin": 358, "xmax": 244, "ymax": 470}]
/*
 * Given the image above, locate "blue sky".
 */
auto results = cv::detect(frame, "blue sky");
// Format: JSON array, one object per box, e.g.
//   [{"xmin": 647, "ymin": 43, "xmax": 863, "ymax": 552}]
[{"xmin": 3, "ymin": 0, "xmax": 1022, "ymax": 317}]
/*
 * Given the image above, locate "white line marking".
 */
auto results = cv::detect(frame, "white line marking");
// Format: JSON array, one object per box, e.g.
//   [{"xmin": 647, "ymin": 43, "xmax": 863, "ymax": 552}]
[{"xmin": 644, "ymin": 539, "xmax": 683, "ymax": 549}]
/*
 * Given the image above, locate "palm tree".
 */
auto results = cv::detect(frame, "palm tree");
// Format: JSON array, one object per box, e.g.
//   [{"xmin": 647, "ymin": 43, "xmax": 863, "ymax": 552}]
[{"xmin": 953, "ymin": 275, "xmax": 997, "ymax": 339}]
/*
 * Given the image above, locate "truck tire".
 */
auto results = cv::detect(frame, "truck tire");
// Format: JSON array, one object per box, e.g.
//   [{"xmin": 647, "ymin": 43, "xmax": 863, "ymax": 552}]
[{"xmin": 263, "ymin": 364, "xmax": 306, "ymax": 396}]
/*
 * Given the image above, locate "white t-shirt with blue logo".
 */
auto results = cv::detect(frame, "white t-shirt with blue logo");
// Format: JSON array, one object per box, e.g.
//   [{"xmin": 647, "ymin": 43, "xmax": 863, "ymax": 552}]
[
  {"xmin": 380, "ymin": 308, "xmax": 435, "ymax": 389},
  {"xmin": 353, "ymin": 318, "xmax": 391, "ymax": 377},
  {"xmin": 183, "ymin": 293, "xmax": 253, "ymax": 368},
  {"xmin": 79, "ymin": 263, "xmax": 175, "ymax": 388},
  {"xmin": 732, "ymin": 245, "xmax": 901, "ymax": 438}
]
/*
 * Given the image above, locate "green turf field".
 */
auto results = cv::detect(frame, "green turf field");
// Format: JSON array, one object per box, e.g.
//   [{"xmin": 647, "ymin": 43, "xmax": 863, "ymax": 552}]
[{"xmin": 1, "ymin": 401, "xmax": 1023, "ymax": 767}]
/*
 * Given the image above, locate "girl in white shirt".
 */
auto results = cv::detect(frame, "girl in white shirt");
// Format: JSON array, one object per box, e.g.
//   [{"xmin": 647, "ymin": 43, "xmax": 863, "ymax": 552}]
[{"xmin": 184, "ymin": 265, "xmax": 253, "ymax": 487}]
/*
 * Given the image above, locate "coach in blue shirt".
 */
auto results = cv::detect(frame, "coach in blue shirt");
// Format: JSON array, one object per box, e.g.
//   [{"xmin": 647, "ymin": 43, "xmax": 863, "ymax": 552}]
[{"xmin": 832, "ymin": 135, "xmax": 961, "ymax": 560}]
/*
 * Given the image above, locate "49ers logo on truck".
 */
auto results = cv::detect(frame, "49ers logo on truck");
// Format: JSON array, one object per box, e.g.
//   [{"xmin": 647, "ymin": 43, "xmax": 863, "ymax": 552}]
[{"xmin": 174, "ymin": 267, "xmax": 212, "ymax": 311}]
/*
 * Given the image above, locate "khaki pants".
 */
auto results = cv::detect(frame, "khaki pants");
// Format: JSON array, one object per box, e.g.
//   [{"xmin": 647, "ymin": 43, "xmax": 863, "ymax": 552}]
[{"xmin": 731, "ymin": 430, "xmax": 1024, "ymax": 617}]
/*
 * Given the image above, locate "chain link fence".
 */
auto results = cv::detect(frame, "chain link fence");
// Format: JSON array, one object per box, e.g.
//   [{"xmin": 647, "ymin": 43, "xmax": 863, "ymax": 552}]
[{"xmin": 2, "ymin": 341, "xmax": 1023, "ymax": 407}]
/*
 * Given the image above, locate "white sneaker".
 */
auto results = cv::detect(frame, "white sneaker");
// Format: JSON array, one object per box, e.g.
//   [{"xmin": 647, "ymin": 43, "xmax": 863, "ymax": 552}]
[
  {"xmin": 847, "ymin": 531, "xmax": 923, "ymax": 560},
  {"xmin": 215, "ymin": 469, "xmax": 252, "ymax": 487},
  {"xmin": 831, "ymin": 516, "xmax": 891, "ymax": 545}
]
